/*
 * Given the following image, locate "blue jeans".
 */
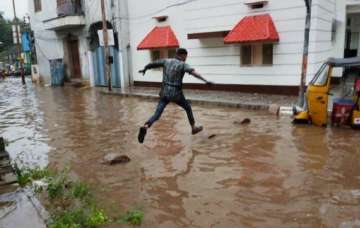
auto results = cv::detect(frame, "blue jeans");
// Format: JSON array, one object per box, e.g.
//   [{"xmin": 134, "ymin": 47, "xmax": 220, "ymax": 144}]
[{"xmin": 146, "ymin": 96, "xmax": 195, "ymax": 127}]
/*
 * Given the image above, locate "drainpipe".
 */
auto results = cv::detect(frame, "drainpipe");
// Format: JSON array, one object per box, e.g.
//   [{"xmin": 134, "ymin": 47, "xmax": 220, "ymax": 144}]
[{"xmin": 298, "ymin": 0, "xmax": 312, "ymax": 107}]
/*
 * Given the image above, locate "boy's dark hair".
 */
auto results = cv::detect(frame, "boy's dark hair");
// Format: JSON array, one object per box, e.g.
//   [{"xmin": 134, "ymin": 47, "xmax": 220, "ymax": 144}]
[{"xmin": 176, "ymin": 48, "xmax": 188, "ymax": 56}]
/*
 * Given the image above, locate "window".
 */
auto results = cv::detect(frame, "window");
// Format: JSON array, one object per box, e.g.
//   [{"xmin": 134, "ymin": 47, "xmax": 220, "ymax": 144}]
[
  {"xmin": 150, "ymin": 49, "xmax": 176, "ymax": 62},
  {"xmin": 250, "ymin": 3, "xmax": 265, "ymax": 9},
  {"xmin": 241, "ymin": 44, "xmax": 273, "ymax": 66},
  {"xmin": 151, "ymin": 50, "xmax": 162, "ymax": 62},
  {"xmin": 241, "ymin": 45, "xmax": 251, "ymax": 65},
  {"xmin": 263, "ymin": 44, "xmax": 273, "ymax": 65},
  {"xmin": 168, "ymin": 49, "xmax": 176, "ymax": 58},
  {"xmin": 244, "ymin": 0, "xmax": 268, "ymax": 9},
  {"xmin": 34, "ymin": 0, "xmax": 42, "ymax": 12}
]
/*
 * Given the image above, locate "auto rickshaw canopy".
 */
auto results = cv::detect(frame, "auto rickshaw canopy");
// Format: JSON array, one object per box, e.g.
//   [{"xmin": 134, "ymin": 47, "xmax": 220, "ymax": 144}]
[{"xmin": 327, "ymin": 56, "xmax": 360, "ymax": 68}]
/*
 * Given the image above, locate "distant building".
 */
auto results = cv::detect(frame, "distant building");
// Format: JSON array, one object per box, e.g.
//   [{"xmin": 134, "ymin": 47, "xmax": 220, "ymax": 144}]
[
  {"xmin": 29, "ymin": 0, "xmax": 360, "ymax": 94},
  {"xmin": 29, "ymin": 0, "xmax": 130, "ymax": 87}
]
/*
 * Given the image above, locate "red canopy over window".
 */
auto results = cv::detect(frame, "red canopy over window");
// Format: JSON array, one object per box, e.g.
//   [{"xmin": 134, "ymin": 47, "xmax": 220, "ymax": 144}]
[
  {"xmin": 224, "ymin": 14, "xmax": 279, "ymax": 44},
  {"xmin": 137, "ymin": 26, "xmax": 180, "ymax": 50}
]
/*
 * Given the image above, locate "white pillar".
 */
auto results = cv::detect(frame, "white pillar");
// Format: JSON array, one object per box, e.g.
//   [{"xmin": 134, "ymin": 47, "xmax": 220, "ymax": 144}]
[
  {"xmin": 119, "ymin": 50, "xmax": 126, "ymax": 92},
  {"xmin": 87, "ymin": 51, "xmax": 95, "ymax": 87}
]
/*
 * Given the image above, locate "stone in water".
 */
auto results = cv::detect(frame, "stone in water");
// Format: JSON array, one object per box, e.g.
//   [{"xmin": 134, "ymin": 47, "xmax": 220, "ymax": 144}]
[{"xmin": 103, "ymin": 153, "xmax": 131, "ymax": 165}]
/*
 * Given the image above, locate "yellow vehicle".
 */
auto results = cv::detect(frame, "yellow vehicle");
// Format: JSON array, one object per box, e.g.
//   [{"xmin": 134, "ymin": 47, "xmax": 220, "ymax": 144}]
[{"xmin": 293, "ymin": 57, "xmax": 360, "ymax": 128}]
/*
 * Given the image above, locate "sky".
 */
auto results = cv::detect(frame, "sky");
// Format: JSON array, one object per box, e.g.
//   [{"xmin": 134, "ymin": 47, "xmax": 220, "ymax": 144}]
[{"xmin": 0, "ymin": 0, "xmax": 28, "ymax": 20}]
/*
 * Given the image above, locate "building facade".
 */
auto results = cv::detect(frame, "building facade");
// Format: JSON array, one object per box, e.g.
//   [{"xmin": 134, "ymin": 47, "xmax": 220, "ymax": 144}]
[
  {"xmin": 29, "ymin": 0, "xmax": 130, "ymax": 87},
  {"xmin": 128, "ymin": 0, "xmax": 352, "ymax": 94},
  {"xmin": 29, "ymin": 0, "xmax": 360, "ymax": 94}
]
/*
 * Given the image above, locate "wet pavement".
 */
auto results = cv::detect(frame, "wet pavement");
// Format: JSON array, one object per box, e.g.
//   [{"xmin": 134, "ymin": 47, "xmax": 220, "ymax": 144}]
[
  {"xmin": 0, "ymin": 190, "xmax": 47, "ymax": 228},
  {"xmin": 106, "ymin": 86, "xmax": 298, "ymax": 109},
  {"xmin": 1, "ymin": 78, "xmax": 360, "ymax": 227}
]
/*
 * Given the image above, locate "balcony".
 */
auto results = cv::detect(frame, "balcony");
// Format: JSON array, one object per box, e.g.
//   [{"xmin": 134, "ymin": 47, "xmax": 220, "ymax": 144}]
[
  {"xmin": 57, "ymin": 0, "xmax": 83, "ymax": 16},
  {"xmin": 43, "ymin": 0, "xmax": 85, "ymax": 31}
]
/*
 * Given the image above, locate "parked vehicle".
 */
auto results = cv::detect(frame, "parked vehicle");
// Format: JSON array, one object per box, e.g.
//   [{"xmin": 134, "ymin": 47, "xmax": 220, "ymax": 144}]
[{"xmin": 293, "ymin": 57, "xmax": 360, "ymax": 129}]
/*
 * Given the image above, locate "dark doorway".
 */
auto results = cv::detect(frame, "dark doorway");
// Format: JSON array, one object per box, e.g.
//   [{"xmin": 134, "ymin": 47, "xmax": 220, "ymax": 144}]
[{"xmin": 67, "ymin": 39, "xmax": 81, "ymax": 79}]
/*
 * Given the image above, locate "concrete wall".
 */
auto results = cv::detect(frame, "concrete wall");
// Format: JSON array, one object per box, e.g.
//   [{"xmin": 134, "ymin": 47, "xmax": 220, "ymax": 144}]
[{"xmin": 127, "ymin": 0, "xmax": 346, "ymax": 87}]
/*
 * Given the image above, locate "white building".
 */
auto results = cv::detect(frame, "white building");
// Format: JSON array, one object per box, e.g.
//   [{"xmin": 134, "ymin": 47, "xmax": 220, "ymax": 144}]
[
  {"xmin": 128, "ymin": 0, "xmax": 356, "ymax": 95},
  {"xmin": 29, "ymin": 0, "xmax": 360, "ymax": 95},
  {"xmin": 29, "ymin": 0, "xmax": 130, "ymax": 87}
]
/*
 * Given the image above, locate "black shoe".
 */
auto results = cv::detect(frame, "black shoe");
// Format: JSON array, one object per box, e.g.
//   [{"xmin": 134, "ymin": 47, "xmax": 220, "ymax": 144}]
[
  {"xmin": 138, "ymin": 127, "xmax": 147, "ymax": 144},
  {"xmin": 192, "ymin": 126, "xmax": 203, "ymax": 135}
]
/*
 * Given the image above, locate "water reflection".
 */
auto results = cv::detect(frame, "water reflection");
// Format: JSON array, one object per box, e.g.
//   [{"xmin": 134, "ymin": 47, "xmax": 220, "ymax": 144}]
[{"xmin": 0, "ymin": 79, "xmax": 49, "ymax": 168}]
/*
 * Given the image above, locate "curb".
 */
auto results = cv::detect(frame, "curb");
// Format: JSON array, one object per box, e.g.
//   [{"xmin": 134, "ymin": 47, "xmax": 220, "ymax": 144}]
[
  {"xmin": 101, "ymin": 91, "xmax": 293, "ymax": 115},
  {"xmin": 279, "ymin": 106, "xmax": 294, "ymax": 116}
]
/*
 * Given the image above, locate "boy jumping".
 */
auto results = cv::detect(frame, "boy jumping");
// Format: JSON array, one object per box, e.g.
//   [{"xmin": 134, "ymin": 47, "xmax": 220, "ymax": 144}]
[{"xmin": 137, "ymin": 48, "xmax": 213, "ymax": 143}]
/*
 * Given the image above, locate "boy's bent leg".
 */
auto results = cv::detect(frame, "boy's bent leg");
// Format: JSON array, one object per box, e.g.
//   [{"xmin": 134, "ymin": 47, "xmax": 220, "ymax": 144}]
[
  {"xmin": 175, "ymin": 97, "xmax": 203, "ymax": 135},
  {"xmin": 138, "ymin": 97, "xmax": 169, "ymax": 143},
  {"xmin": 145, "ymin": 97, "xmax": 169, "ymax": 128}
]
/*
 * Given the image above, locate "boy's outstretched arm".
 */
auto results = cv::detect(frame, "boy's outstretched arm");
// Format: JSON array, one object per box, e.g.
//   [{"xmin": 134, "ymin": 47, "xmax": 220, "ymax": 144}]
[
  {"xmin": 139, "ymin": 59, "xmax": 166, "ymax": 75},
  {"xmin": 190, "ymin": 70, "xmax": 214, "ymax": 85}
]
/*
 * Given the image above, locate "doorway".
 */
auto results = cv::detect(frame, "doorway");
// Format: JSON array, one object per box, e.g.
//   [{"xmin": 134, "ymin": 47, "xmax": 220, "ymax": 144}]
[{"xmin": 67, "ymin": 39, "xmax": 82, "ymax": 79}]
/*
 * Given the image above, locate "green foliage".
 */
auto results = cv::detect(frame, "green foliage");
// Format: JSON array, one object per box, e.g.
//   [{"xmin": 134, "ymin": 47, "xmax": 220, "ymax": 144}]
[
  {"xmin": 13, "ymin": 164, "xmax": 52, "ymax": 187},
  {"xmin": 13, "ymin": 165, "xmax": 142, "ymax": 227},
  {"xmin": 70, "ymin": 182, "xmax": 90, "ymax": 200},
  {"xmin": 49, "ymin": 208, "xmax": 108, "ymax": 228},
  {"xmin": 86, "ymin": 208, "xmax": 109, "ymax": 226},
  {"xmin": 46, "ymin": 169, "xmax": 69, "ymax": 200},
  {"xmin": 50, "ymin": 209, "xmax": 86, "ymax": 228},
  {"xmin": 14, "ymin": 164, "xmax": 32, "ymax": 187},
  {"xmin": 33, "ymin": 184, "xmax": 45, "ymax": 194},
  {"xmin": 0, "ymin": 13, "xmax": 13, "ymax": 60},
  {"xmin": 120, "ymin": 209, "xmax": 144, "ymax": 226},
  {"xmin": 47, "ymin": 180, "xmax": 65, "ymax": 200},
  {"xmin": 29, "ymin": 167, "xmax": 52, "ymax": 180}
]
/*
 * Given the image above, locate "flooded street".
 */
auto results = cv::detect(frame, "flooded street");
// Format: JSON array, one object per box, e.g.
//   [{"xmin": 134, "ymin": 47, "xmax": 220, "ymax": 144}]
[{"xmin": 1, "ymin": 79, "xmax": 360, "ymax": 227}]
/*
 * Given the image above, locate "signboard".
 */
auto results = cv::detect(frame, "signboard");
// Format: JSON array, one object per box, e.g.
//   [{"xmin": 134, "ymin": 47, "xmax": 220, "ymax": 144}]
[
  {"xmin": 97, "ymin": 29, "xmax": 115, "ymax": 46},
  {"xmin": 21, "ymin": 32, "xmax": 31, "ymax": 52}
]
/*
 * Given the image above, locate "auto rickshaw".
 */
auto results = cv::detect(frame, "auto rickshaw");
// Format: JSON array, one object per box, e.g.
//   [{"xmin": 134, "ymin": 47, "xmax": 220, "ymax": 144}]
[{"xmin": 293, "ymin": 56, "xmax": 360, "ymax": 129}]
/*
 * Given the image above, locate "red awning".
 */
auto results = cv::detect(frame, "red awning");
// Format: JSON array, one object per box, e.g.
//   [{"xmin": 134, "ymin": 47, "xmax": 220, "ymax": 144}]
[
  {"xmin": 137, "ymin": 26, "xmax": 180, "ymax": 50},
  {"xmin": 224, "ymin": 14, "xmax": 279, "ymax": 44}
]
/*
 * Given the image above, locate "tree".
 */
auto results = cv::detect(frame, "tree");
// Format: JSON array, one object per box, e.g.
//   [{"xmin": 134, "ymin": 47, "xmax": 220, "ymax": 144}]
[{"xmin": 0, "ymin": 12, "xmax": 14, "ymax": 61}]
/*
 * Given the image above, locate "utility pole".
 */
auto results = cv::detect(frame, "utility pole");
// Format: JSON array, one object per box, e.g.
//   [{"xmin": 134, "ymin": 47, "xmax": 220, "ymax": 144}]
[
  {"xmin": 100, "ymin": 0, "xmax": 112, "ymax": 91},
  {"xmin": 12, "ymin": 0, "xmax": 25, "ymax": 85},
  {"xmin": 298, "ymin": 0, "xmax": 312, "ymax": 106}
]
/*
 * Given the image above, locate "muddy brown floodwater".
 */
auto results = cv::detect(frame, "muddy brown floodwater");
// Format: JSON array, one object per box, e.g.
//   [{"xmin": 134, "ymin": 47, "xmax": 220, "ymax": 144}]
[{"xmin": 1, "ymin": 79, "xmax": 360, "ymax": 227}]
